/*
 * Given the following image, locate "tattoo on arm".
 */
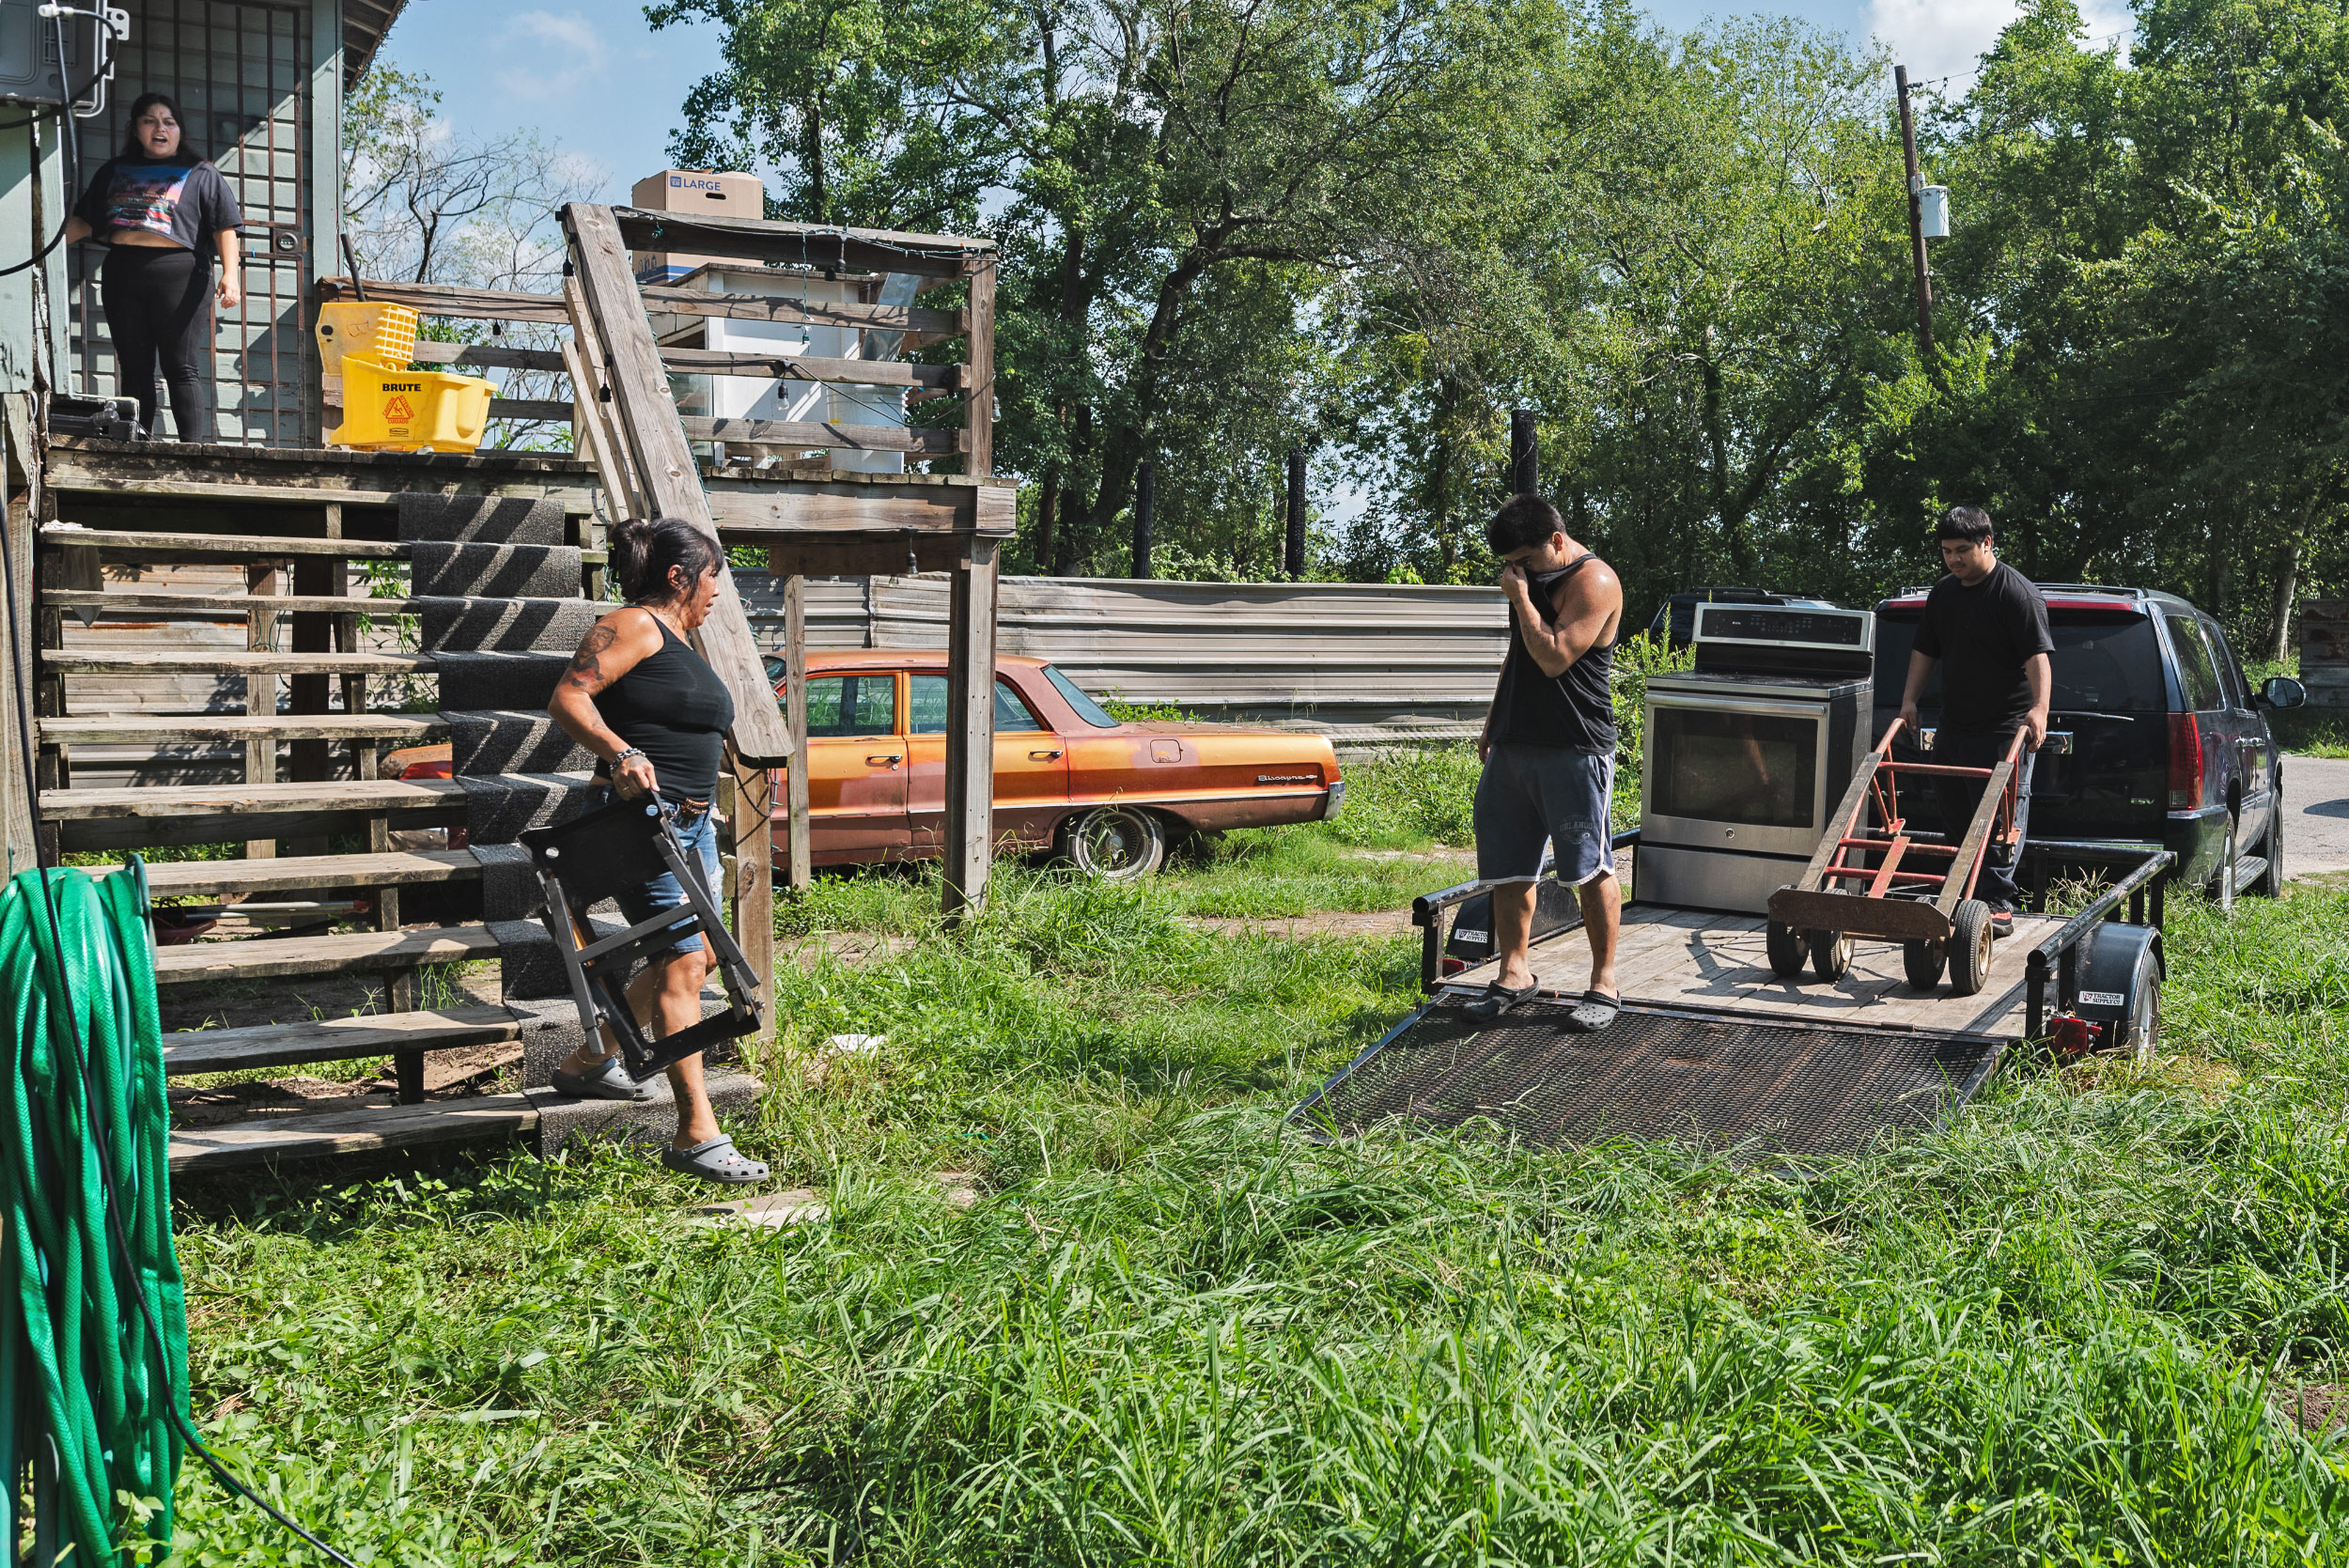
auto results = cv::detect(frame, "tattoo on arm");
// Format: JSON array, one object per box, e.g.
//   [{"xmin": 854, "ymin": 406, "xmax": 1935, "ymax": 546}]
[{"xmin": 562, "ymin": 623, "xmax": 619, "ymax": 691}]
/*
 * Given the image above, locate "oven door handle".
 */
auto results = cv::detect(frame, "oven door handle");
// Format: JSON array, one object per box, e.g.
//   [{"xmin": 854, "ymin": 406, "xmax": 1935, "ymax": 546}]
[{"xmin": 1645, "ymin": 693, "xmax": 1829, "ymax": 719}]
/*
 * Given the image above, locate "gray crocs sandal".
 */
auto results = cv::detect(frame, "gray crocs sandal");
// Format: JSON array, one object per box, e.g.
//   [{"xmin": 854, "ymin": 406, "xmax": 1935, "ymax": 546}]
[
  {"xmin": 661, "ymin": 1136, "xmax": 770, "ymax": 1186},
  {"xmin": 1564, "ymin": 989, "xmax": 1620, "ymax": 1033},
  {"xmin": 550, "ymin": 1055, "xmax": 657, "ymax": 1102}
]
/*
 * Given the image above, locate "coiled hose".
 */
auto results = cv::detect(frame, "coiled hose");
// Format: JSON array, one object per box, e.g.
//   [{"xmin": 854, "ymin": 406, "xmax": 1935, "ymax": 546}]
[{"xmin": 1, "ymin": 859, "xmax": 189, "ymax": 1562}]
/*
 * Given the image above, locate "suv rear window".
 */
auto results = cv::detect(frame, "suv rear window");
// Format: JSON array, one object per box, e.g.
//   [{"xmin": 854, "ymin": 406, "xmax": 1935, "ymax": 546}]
[
  {"xmin": 1875, "ymin": 610, "xmax": 2167, "ymax": 715},
  {"xmin": 2164, "ymin": 613, "xmax": 2225, "ymax": 713}
]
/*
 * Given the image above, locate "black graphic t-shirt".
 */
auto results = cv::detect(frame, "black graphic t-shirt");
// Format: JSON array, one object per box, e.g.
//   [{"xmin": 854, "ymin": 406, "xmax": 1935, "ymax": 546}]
[{"xmin": 72, "ymin": 154, "xmax": 242, "ymax": 252}]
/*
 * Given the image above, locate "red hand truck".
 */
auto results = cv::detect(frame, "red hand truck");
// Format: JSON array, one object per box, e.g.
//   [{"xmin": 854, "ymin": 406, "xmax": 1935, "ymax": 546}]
[{"xmin": 1765, "ymin": 721, "xmax": 2031, "ymax": 997}]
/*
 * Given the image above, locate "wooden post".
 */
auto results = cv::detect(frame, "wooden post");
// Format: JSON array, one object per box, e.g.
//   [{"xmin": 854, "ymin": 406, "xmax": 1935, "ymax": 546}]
[
  {"xmin": 1285, "ymin": 446, "xmax": 1308, "ymax": 579},
  {"xmin": 1509, "ymin": 409, "xmax": 1536, "ymax": 497},
  {"xmin": 727, "ymin": 743, "xmax": 774, "ymax": 1002},
  {"xmin": 1895, "ymin": 66, "xmax": 1935, "ymax": 363},
  {"xmin": 0, "ymin": 410, "xmax": 37, "ymax": 871},
  {"xmin": 941, "ymin": 534, "xmax": 1000, "ymax": 921},
  {"xmin": 964, "ymin": 256, "xmax": 996, "ymax": 476},
  {"xmin": 243, "ymin": 560, "xmax": 280, "ymax": 862},
  {"xmin": 779, "ymin": 567, "xmax": 812, "ymax": 892}
]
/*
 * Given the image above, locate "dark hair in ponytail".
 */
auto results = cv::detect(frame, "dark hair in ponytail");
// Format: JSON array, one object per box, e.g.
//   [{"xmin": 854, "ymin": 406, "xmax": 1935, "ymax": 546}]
[{"xmin": 611, "ymin": 515, "xmax": 722, "ymax": 605}]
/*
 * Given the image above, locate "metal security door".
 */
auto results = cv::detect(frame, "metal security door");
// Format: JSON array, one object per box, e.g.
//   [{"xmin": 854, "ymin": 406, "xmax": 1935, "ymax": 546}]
[{"xmin": 67, "ymin": 0, "xmax": 310, "ymax": 445}]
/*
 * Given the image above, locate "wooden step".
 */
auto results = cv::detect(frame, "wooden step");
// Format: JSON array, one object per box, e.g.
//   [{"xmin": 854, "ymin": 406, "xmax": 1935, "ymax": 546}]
[
  {"xmin": 42, "ymin": 527, "xmax": 408, "ymax": 562},
  {"xmin": 41, "ymin": 777, "xmax": 463, "ymax": 820},
  {"xmin": 103, "ymin": 848, "xmax": 480, "ymax": 896},
  {"xmin": 169, "ymin": 1091, "xmax": 539, "ymax": 1172},
  {"xmin": 44, "ymin": 649, "xmax": 435, "ymax": 676},
  {"xmin": 42, "ymin": 590, "xmax": 424, "ymax": 614},
  {"xmin": 152, "ymin": 923, "xmax": 503, "ymax": 986},
  {"xmin": 163, "ymin": 1003, "xmax": 520, "ymax": 1075},
  {"xmin": 42, "ymin": 713, "xmax": 443, "ymax": 745}
]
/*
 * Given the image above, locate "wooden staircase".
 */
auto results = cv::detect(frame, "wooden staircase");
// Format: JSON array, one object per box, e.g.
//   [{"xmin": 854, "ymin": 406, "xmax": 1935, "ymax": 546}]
[{"xmin": 35, "ymin": 465, "xmax": 758, "ymax": 1171}]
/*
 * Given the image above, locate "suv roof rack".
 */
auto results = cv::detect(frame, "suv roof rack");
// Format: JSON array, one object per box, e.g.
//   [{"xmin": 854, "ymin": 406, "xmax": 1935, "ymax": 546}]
[{"xmin": 2032, "ymin": 582, "xmax": 2148, "ymax": 598}]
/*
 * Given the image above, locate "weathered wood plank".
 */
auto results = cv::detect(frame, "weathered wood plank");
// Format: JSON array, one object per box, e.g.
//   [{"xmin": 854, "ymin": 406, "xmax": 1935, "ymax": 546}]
[
  {"xmin": 41, "ymin": 527, "xmax": 407, "ymax": 560},
  {"xmin": 965, "ymin": 256, "xmax": 996, "ymax": 477},
  {"xmin": 661, "ymin": 347, "xmax": 957, "ymax": 390},
  {"xmin": 41, "ymin": 777, "xmax": 464, "ymax": 820},
  {"xmin": 489, "ymin": 398, "xmax": 575, "ymax": 424},
  {"xmin": 163, "ymin": 1004, "xmax": 518, "ymax": 1075},
  {"xmin": 317, "ymin": 277, "xmax": 572, "ymax": 323},
  {"xmin": 643, "ymin": 286, "xmax": 961, "ymax": 337},
  {"xmin": 704, "ymin": 479, "xmax": 970, "ymax": 534},
  {"xmin": 41, "ymin": 714, "xmax": 441, "ymax": 745},
  {"xmin": 95, "ymin": 849, "xmax": 476, "ymax": 895},
  {"xmin": 45, "ymin": 648, "xmax": 433, "ymax": 675},
  {"xmin": 677, "ymin": 416, "xmax": 958, "ymax": 455},
  {"xmin": 781, "ymin": 570, "xmax": 812, "ymax": 891},
  {"xmin": 408, "ymin": 341, "xmax": 568, "ymax": 372},
  {"xmin": 941, "ymin": 536, "xmax": 1000, "ymax": 920},
  {"xmin": 41, "ymin": 590, "xmax": 424, "ymax": 615},
  {"xmin": 612, "ymin": 207, "xmax": 989, "ymax": 280},
  {"xmin": 152, "ymin": 923, "xmax": 502, "ymax": 984},
  {"xmin": 563, "ymin": 201, "xmax": 793, "ymax": 762},
  {"xmin": 167, "ymin": 1092, "xmax": 538, "ymax": 1172}
]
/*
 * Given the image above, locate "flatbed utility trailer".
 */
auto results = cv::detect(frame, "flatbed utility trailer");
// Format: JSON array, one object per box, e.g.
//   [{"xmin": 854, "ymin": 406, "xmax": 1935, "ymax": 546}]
[{"xmin": 1292, "ymin": 831, "xmax": 2173, "ymax": 1162}]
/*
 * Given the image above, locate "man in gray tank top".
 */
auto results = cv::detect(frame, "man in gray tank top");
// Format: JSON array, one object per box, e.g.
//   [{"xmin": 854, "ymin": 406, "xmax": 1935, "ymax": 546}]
[{"xmin": 1468, "ymin": 495, "xmax": 1625, "ymax": 1030}]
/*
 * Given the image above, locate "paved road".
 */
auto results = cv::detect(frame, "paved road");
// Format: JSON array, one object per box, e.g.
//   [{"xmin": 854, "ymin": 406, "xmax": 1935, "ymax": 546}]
[{"xmin": 2285, "ymin": 754, "xmax": 2349, "ymax": 879}]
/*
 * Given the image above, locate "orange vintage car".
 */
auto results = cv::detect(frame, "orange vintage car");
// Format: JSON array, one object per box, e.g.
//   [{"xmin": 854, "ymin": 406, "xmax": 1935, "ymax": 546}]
[{"xmin": 767, "ymin": 650, "xmax": 1346, "ymax": 878}]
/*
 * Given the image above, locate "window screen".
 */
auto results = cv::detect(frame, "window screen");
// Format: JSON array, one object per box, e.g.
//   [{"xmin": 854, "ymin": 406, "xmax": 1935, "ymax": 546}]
[
  {"xmin": 805, "ymin": 675, "xmax": 896, "ymax": 737},
  {"xmin": 2165, "ymin": 615, "xmax": 2223, "ymax": 713},
  {"xmin": 1649, "ymin": 708, "xmax": 1819, "ymax": 828},
  {"xmin": 908, "ymin": 675, "xmax": 1051, "ymax": 734}
]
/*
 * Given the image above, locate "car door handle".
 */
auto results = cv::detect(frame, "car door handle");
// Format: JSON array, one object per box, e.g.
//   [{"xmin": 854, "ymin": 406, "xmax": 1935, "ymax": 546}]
[
  {"xmin": 1028, "ymin": 749, "xmax": 1064, "ymax": 760},
  {"xmin": 865, "ymin": 753, "xmax": 902, "ymax": 768}
]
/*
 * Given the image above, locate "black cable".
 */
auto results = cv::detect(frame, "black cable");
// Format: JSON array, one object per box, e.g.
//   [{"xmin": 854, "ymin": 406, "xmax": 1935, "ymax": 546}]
[
  {"xmin": 1, "ymin": 489, "xmax": 365, "ymax": 1565},
  {"xmin": 0, "ymin": 28, "xmax": 106, "ymax": 277}
]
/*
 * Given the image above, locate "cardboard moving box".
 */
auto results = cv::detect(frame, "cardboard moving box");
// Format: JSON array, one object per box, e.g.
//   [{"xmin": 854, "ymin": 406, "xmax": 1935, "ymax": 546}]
[{"xmin": 630, "ymin": 169, "xmax": 766, "ymax": 284}]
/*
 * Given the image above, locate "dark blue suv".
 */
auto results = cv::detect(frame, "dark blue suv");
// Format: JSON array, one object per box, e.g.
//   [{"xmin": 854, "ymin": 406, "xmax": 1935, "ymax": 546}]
[{"xmin": 1873, "ymin": 585, "xmax": 2307, "ymax": 896}]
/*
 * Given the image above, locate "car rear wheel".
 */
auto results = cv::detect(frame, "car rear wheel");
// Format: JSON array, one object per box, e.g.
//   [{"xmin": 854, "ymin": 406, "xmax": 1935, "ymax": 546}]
[
  {"xmin": 1064, "ymin": 805, "xmax": 1166, "ymax": 880},
  {"xmin": 2248, "ymin": 805, "xmax": 2284, "ymax": 898}
]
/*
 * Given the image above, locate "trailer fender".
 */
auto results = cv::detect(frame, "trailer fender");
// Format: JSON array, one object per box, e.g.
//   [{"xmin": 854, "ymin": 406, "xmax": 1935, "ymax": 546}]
[{"xmin": 2073, "ymin": 921, "xmax": 2162, "ymax": 1057}]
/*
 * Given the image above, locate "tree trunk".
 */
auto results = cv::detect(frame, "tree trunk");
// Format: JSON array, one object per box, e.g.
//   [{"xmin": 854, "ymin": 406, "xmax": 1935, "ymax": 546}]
[
  {"xmin": 2269, "ymin": 534, "xmax": 2304, "ymax": 665},
  {"xmin": 1033, "ymin": 468, "xmax": 1060, "ymax": 579},
  {"xmin": 1087, "ymin": 254, "xmax": 1207, "ymax": 539}
]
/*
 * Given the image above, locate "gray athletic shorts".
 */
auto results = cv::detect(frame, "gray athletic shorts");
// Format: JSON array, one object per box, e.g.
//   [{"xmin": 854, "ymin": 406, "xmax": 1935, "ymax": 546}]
[{"xmin": 1474, "ymin": 743, "xmax": 1617, "ymax": 886}]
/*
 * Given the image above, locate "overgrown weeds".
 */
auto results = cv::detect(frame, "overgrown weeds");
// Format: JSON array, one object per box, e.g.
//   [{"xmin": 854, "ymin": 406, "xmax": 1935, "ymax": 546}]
[{"xmin": 173, "ymin": 871, "xmax": 2349, "ymax": 1564}]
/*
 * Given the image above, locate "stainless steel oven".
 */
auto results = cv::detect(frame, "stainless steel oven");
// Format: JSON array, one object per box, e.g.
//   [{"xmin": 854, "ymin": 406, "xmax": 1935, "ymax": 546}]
[{"xmin": 1641, "ymin": 672, "xmax": 1872, "ymax": 912}]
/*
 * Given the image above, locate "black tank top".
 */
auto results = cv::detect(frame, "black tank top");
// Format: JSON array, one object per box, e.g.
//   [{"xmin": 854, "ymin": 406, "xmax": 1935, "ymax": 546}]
[
  {"xmin": 1490, "ymin": 553, "xmax": 1617, "ymax": 753},
  {"xmin": 591, "ymin": 617, "xmax": 736, "ymax": 802}
]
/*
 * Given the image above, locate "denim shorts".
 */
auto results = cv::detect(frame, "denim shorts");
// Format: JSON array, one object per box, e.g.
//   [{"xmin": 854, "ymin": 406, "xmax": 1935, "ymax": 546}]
[
  {"xmin": 1474, "ymin": 743, "xmax": 1618, "ymax": 886},
  {"xmin": 595, "ymin": 786, "xmax": 722, "ymax": 956}
]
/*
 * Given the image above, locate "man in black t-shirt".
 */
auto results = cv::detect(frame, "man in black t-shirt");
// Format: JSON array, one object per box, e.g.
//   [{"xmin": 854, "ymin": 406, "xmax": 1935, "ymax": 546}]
[{"xmin": 1897, "ymin": 505, "xmax": 2053, "ymax": 934}]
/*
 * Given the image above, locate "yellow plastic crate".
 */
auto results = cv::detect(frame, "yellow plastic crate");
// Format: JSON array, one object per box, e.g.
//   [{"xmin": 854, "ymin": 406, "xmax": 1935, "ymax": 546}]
[
  {"xmin": 329, "ymin": 354, "xmax": 495, "ymax": 453},
  {"xmin": 315, "ymin": 302, "xmax": 418, "ymax": 372}
]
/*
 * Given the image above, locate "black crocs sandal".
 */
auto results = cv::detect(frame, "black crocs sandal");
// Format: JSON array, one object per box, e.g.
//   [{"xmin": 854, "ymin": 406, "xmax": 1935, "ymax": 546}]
[
  {"xmin": 1564, "ymin": 990, "xmax": 1620, "ymax": 1032},
  {"xmin": 1464, "ymin": 978, "xmax": 1539, "ymax": 1022}
]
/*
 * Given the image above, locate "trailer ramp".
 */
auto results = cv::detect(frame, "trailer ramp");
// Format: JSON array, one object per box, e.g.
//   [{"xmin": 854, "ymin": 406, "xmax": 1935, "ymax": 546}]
[{"xmin": 1294, "ymin": 998, "xmax": 2001, "ymax": 1162}]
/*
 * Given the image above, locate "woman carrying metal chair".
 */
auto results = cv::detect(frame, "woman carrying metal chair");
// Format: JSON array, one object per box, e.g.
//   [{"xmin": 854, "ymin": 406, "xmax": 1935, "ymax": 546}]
[
  {"xmin": 65, "ymin": 92, "xmax": 243, "ymax": 442},
  {"xmin": 545, "ymin": 515, "xmax": 769, "ymax": 1185}
]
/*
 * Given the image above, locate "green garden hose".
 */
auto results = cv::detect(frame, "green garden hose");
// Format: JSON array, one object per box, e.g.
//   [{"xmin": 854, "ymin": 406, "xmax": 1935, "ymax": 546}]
[{"xmin": 1, "ymin": 858, "xmax": 189, "ymax": 1563}]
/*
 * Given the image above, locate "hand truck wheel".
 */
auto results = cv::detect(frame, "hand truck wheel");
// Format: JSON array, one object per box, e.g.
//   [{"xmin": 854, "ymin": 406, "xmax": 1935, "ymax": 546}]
[
  {"xmin": 1808, "ymin": 926, "xmax": 1853, "ymax": 983},
  {"xmin": 1766, "ymin": 905, "xmax": 1808, "ymax": 979},
  {"xmin": 1947, "ymin": 898, "xmax": 1994, "ymax": 997},
  {"xmin": 1903, "ymin": 936, "xmax": 1946, "ymax": 991}
]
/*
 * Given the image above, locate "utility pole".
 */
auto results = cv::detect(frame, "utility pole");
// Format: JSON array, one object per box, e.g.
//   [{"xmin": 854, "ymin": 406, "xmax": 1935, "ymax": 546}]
[
  {"xmin": 1131, "ymin": 460, "xmax": 1154, "ymax": 579},
  {"xmin": 1284, "ymin": 447, "xmax": 1307, "ymax": 579},
  {"xmin": 1509, "ymin": 409, "xmax": 1537, "ymax": 497},
  {"xmin": 1895, "ymin": 65, "xmax": 1934, "ymax": 362}
]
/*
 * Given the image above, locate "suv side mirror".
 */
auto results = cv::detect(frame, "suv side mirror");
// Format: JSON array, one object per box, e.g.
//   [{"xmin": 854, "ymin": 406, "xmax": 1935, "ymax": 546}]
[{"xmin": 2259, "ymin": 675, "xmax": 2308, "ymax": 709}]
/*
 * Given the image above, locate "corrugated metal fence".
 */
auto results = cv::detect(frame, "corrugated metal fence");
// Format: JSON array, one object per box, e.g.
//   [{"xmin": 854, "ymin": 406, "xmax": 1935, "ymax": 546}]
[{"xmin": 735, "ymin": 576, "xmax": 1508, "ymax": 743}]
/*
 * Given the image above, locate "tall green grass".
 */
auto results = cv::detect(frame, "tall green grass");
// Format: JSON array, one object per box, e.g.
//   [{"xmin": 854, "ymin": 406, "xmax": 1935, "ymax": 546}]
[{"xmin": 171, "ymin": 875, "xmax": 2349, "ymax": 1564}]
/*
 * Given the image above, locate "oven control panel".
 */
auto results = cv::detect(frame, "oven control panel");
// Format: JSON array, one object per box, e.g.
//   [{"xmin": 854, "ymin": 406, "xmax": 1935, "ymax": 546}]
[{"xmin": 1692, "ymin": 602, "xmax": 1875, "ymax": 653}]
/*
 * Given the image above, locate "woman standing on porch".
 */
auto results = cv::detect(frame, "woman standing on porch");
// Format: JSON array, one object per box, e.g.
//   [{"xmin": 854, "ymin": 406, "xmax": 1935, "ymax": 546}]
[{"xmin": 64, "ymin": 92, "xmax": 243, "ymax": 442}]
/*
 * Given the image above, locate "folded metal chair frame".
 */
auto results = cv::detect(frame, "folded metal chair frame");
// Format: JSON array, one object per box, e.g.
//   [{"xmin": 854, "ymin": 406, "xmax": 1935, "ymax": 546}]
[{"xmin": 521, "ymin": 795, "xmax": 764, "ymax": 1080}]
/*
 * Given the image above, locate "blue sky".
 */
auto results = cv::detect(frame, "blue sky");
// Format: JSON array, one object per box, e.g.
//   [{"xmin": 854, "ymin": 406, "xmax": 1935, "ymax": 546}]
[{"xmin": 385, "ymin": 0, "xmax": 2137, "ymax": 204}]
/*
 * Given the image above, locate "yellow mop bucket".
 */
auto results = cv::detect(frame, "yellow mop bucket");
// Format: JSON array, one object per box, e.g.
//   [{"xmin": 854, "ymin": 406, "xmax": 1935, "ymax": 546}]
[{"xmin": 330, "ymin": 354, "xmax": 496, "ymax": 453}]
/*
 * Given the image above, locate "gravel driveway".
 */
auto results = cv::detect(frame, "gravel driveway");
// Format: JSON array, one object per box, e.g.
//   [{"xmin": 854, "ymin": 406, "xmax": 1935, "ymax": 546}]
[{"xmin": 2284, "ymin": 754, "xmax": 2349, "ymax": 879}]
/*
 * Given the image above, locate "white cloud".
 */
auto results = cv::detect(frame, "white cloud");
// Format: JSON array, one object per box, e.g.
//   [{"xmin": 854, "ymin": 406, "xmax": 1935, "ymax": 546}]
[
  {"xmin": 1864, "ymin": 0, "xmax": 2133, "ymax": 85},
  {"xmin": 492, "ymin": 11, "xmax": 611, "ymax": 101}
]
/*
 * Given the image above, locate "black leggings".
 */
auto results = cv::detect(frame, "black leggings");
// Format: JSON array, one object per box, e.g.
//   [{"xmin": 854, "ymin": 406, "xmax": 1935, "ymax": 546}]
[{"xmin": 100, "ymin": 244, "xmax": 213, "ymax": 442}]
